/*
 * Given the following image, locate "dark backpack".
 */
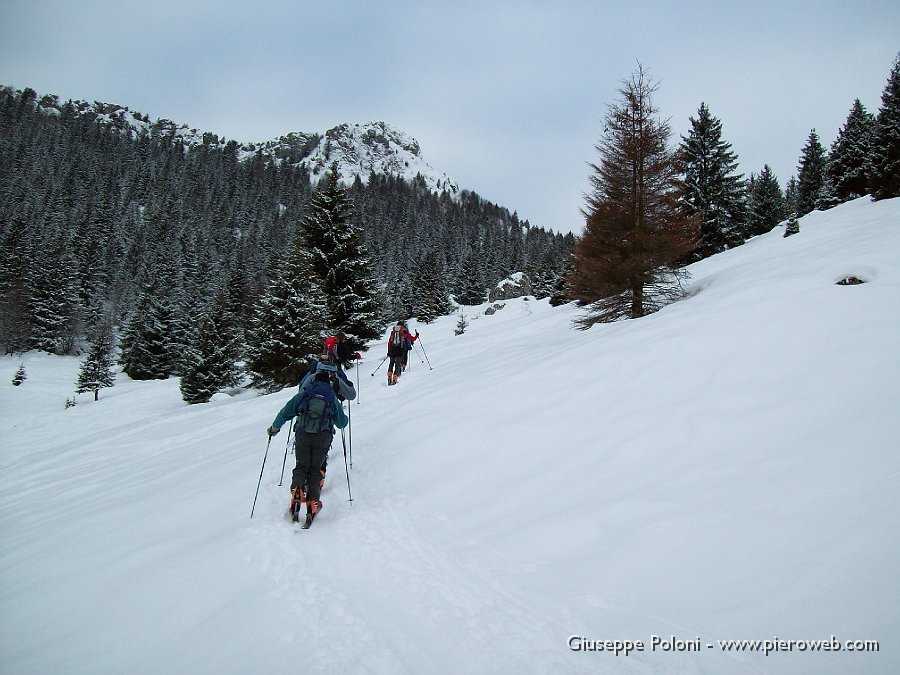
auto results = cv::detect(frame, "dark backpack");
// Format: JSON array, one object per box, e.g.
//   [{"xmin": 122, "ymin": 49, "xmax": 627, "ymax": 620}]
[{"xmin": 297, "ymin": 380, "xmax": 336, "ymax": 433}]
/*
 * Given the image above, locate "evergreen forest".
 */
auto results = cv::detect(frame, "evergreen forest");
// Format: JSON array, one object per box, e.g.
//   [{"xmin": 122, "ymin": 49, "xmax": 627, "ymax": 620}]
[{"xmin": 0, "ymin": 86, "xmax": 572, "ymax": 397}]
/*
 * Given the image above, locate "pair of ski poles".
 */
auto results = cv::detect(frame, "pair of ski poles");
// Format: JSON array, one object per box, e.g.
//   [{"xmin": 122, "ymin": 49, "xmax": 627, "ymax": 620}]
[
  {"xmin": 369, "ymin": 335, "xmax": 433, "ymax": 376},
  {"xmin": 250, "ymin": 409, "xmax": 354, "ymax": 518}
]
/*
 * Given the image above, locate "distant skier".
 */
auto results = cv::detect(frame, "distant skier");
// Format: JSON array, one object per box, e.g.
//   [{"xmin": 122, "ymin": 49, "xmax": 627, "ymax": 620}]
[
  {"xmin": 268, "ymin": 356, "xmax": 350, "ymax": 524},
  {"xmin": 400, "ymin": 323, "xmax": 416, "ymax": 372},
  {"xmin": 301, "ymin": 352, "xmax": 357, "ymax": 401},
  {"xmin": 323, "ymin": 332, "xmax": 361, "ymax": 370},
  {"xmin": 386, "ymin": 321, "xmax": 418, "ymax": 385}
]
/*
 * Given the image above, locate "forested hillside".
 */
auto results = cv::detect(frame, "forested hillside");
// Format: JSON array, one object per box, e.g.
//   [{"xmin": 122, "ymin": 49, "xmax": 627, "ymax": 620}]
[{"xmin": 0, "ymin": 86, "xmax": 572, "ymax": 362}]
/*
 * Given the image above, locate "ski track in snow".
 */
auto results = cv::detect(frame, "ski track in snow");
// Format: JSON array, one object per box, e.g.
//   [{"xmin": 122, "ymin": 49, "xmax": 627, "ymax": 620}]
[{"xmin": 242, "ymin": 438, "xmax": 574, "ymax": 672}]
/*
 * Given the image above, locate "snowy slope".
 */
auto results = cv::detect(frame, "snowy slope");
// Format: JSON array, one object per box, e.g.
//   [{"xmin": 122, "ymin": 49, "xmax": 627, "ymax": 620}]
[{"xmin": 2, "ymin": 197, "xmax": 898, "ymax": 674}]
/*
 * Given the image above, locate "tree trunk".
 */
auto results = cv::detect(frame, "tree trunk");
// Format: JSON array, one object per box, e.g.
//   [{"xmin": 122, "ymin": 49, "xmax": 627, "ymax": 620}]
[{"xmin": 631, "ymin": 280, "xmax": 644, "ymax": 318}]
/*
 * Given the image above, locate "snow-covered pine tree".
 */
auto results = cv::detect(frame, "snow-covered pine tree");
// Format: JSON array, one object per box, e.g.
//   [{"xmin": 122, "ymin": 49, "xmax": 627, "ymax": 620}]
[
  {"xmin": 677, "ymin": 103, "xmax": 747, "ymax": 259},
  {"xmin": 118, "ymin": 267, "xmax": 182, "ymax": 380},
  {"xmin": 412, "ymin": 249, "xmax": 454, "ymax": 323},
  {"xmin": 0, "ymin": 218, "xmax": 32, "ymax": 354},
  {"xmin": 455, "ymin": 253, "xmax": 487, "ymax": 305},
  {"xmin": 572, "ymin": 65, "xmax": 699, "ymax": 325},
  {"xmin": 12, "ymin": 363, "xmax": 26, "ymax": 386},
  {"xmin": 796, "ymin": 130, "xmax": 828, "ymax": 216},
  {"xmin": 221, "ymin": 264, "xmax": 253, "ymax": 352},
  {"xmin": 455, "ymin": 310, "xmax": 469, "ymax": 336},
  {"xmin": 528, "ymin": 247, "xmax": 562, "ymax": 300},
  {"xmin": 179, "ymin": 293, "xmax": 244, "ymax": 404},
  {"xmin": 784, "ymin": 213, "xmax": 800, "ymax": 237},
  {"xmin": 550, "ymin": 256, "xmax": 576, "ymax": 306},
  {"xmin": 815, "ymin": 171, "xmax": 840, "ymax": 211},
  {"xmin": 245, "ymin": 243, "xmax": 328, "ymax": 393},
  {"xmin": 826, "ymin": 99, "xmax": 876, "ymax": 204},
  {"xmin": 76, "ymin": 322, "xmax": 116, "ymax": 401},
  {"xmin": 870, "ymin": 55, "xmax": 900, "ymax": 200},
  {"xmin": 784, "ymin": 212, "xmax": 800, "ymax": 237},
  {"xmin": 746, "ymin": 165, "xmax": 787, "ymax": 238},
  {"xmin": 380, "ymin": 270, "xmax": 410, "ymax": 322},
  {"xmin": 784, "ymin": 176, "xmax": 800, "ymax": 216},
  {"xmin": 28, "ymin": 227, "xmax": 82, "ymax": 355},
  {"xmin": 301, "ymin": 163, "xmax": 382, "ymax": 345}
]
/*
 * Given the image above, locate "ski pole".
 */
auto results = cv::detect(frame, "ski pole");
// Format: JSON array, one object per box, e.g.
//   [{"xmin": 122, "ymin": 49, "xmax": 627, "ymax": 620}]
[
  {"xmin": 412, "ymin": 342, "xmax": 425, "ymax": 364},
  {"xmin": 417, "ymin": 336, "xmax": 434, "ymax": 370},
  {"xmin": 340, "ymin": 427, "xmax": 353, "ymax": 504},
  {"xmin": 347, "ymin": 401, "xmax": 353, "ymax": 469},
  {"xmin": 251, "ymin": 437, "xmax": 272, "ymax": 519},
  {"xmin": 277, "ymin": 418, "xmax": 295, "ymax": 487},
  {"xmin": 370, "ymin": 354, "xmax": 388, "ymax": 376}
]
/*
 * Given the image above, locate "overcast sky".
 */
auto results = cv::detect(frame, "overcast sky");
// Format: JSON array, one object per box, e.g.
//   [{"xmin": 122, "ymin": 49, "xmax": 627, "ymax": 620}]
[{"xmin": 1, "ymin": 1, "xmax": 897, "ymax": 234}]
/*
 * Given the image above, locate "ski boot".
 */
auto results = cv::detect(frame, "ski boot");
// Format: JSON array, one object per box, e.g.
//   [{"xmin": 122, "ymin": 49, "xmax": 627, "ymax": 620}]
[{"xmin": 289, "ymin": 487, "xmax": 305, "ymax": 523}]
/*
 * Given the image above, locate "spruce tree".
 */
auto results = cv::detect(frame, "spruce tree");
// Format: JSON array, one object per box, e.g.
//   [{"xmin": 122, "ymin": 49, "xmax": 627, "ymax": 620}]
[
  {"xmin": 785, "ymin": 177, "xmax": 800, "ymax": 216},
  {"xmin": 455, "ymin": 253, "xmax": 487, "ymax": 305},
  {"xmin": 677, "ymin": 103, "xmax": 747, "ymax": 259},
  {"xmin": 76, "ymin": 323, "xmax": 116, "ymax": 401},
  {"xmin": 815, "ymin": 171, "xmax": 840, "ymax": 211},
  {"xmin": 870, "ymin": 55, "xmax": 900, "ymax": 200},
  {"xmin": 571, "ymin": 65, "xmax": 699, "ymax": 325},
  {"xmin": 746, "ymin": 165, "xmax": 787, "ymax": 238},
  {"xmin": 28, "ymin": 230, "xmax": 82, "ymax": 355},
  {"xmin": 796, "ymin": 130, "xmax": 828, "ymax": 216},
  {"xmin": 826, "ymin": 99, "xmax": 876, "ymax": 203},
  {"xmin": 784, "ymin": 212, "xmax": 800, "ymax": 237},
  {"xmin": 455, "ymin": 310, "xmax": 469, "ymax": 336},
  {"xmin": 0, "ymin": 219, "xmax": 32, "ymax": 353},
  {"xmin": 301, "ymin": 163, "xmax": 382, "ymax": 345},
  {"xmin": 118, "ymin": 268, "xmax": 181, "ymax": 380},
  {"xmin": 381, "ymin": 270, "xmax": 412, "ymax": 322},
  {"xmin": 412, "ymin": 249, "xmax": 454, "ymax": 323},
  {"xmin": 12, "ymin": 363, "xmax": 26, "ymax": 386},
  {"xmin": 548, "ymin": 256, "xmax": 576, "ymax": 307},
  {"xmin": 179, "ymin": 295, "xmax": 244, "ymax": 404},
  {"xmin": 245, "ymin": 243, "xmax": 328, "ymax": 393}
]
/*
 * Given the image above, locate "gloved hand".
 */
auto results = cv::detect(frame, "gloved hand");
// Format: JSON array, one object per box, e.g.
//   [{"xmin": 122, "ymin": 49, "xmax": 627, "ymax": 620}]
[
  {"xmin": 267, "ymin": 426, "xmax": 279, "ymax": 437},
  {"xmin": 415, "ymin": 331, "xmax": 420, "ymax": 337},
  {"xmin": 353, "ymin": 352, "xmax": 362, "ymax": 360}
]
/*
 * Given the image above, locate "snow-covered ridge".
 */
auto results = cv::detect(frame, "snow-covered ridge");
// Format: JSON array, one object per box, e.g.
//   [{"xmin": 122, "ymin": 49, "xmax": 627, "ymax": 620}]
[
  {"xmin": 4, "ymin": 86, "xmax": 458, "ymax": 195},
  {"xmin": 259, "ymin": 121, "xmax": 458, "ymax": 194},
  {"xmin": 303, "ymin": 121, "xmax": 457, "ymax": 194}
]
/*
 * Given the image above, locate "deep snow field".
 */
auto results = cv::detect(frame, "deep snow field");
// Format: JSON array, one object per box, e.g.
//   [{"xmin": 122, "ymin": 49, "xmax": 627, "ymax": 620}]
[{"xmin": 2, "ymin": 197, "xmax": 898, "ymax": 674}]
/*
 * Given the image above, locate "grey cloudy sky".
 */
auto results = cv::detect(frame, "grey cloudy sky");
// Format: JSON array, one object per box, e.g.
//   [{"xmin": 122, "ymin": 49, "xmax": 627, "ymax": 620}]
[{"xmin": 1, "ymin": 1, "xmax": 898, "ymax": 234}]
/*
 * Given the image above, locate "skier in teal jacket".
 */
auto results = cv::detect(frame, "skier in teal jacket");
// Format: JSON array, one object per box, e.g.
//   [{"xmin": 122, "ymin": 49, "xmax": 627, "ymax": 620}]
[{"xmin": 267, "ymin": 361, "xmax": 348, "ymax": 522}]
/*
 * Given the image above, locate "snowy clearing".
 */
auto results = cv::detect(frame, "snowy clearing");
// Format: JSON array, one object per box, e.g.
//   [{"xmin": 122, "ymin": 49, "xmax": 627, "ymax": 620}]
[{"xmin": 2, "ymin": 197, "xmax": 898, "ymax": 674}]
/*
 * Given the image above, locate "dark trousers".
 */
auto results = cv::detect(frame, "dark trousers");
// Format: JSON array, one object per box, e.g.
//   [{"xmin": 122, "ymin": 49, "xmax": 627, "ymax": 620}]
[
  {"xmin": 291, "ymin": 430, "xmax": 332, "ymax": 502},
  {"xmin": 388, "ymin": 354, "xmax": 403, "ymax": 378}
]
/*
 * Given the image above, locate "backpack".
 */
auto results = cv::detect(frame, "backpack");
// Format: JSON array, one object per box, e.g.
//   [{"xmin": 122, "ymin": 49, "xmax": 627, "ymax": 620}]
[
  {"xmin": 297, "ymin": 379, "xmax": 337, "ymax": 434},
  {"xmin": 390, "ymin": 325, "xmax": 404, "ymax": 347}
]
